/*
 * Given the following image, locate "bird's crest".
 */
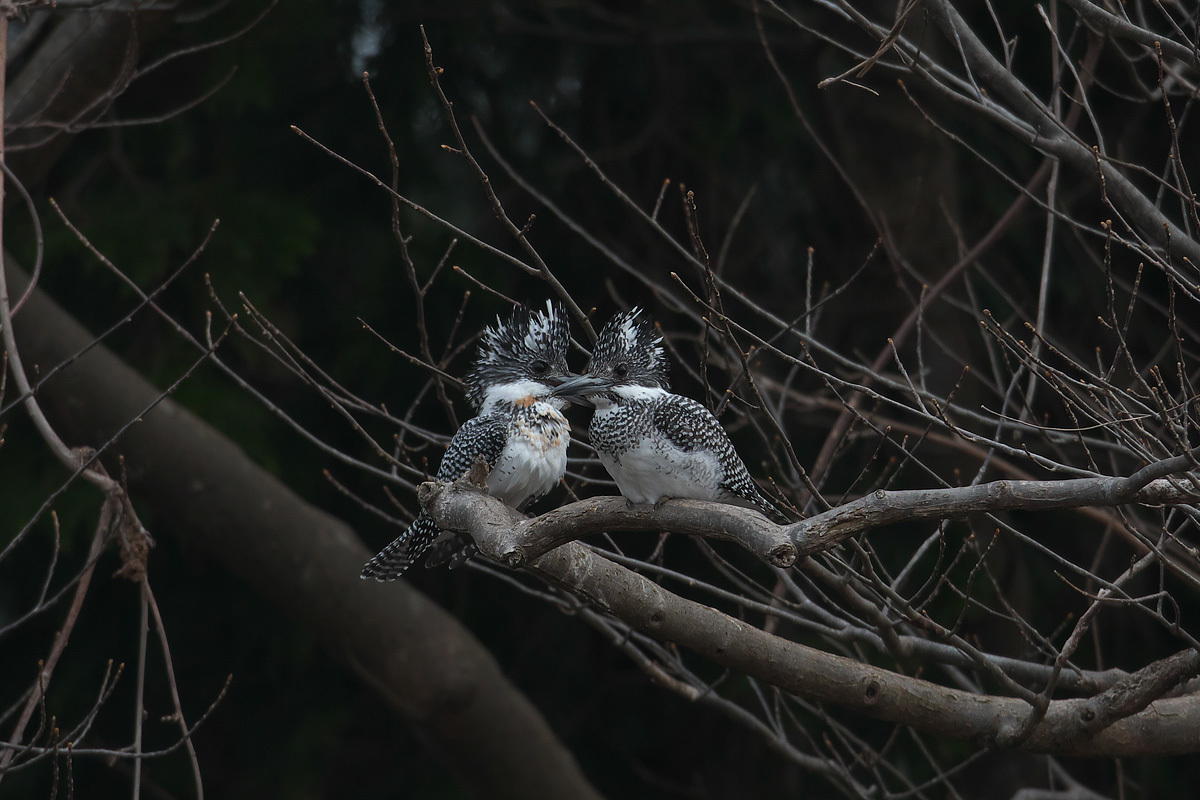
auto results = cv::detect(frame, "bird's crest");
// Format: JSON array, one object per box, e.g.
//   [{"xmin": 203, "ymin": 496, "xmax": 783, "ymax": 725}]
[
  {"xmin": 590, "ymin": 307, "xmax": 669, "ymax": 389},
  {"xmin": 466, "ymin": 300, "xmax": 570, "ymax": 409}
]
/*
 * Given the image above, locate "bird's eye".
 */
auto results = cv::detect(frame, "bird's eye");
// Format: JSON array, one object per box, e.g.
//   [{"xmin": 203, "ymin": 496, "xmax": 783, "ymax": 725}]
[
  {"xmin": 530, "ymin": 359, "xmax": 549, "ymax": 375},
  {"xmin": 614, "ymin": 363, "xmax": 629, "ymax": 379}
]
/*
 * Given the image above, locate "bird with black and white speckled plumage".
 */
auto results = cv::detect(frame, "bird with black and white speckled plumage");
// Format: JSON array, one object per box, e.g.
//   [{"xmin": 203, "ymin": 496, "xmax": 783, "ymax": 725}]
[
  {"xmin": 361, "ymin": 301, "xmax": 573, "ymax": 580},
  {"xmin": 553, "ymin": 308, "xmax": 781, "ymax": 520}
]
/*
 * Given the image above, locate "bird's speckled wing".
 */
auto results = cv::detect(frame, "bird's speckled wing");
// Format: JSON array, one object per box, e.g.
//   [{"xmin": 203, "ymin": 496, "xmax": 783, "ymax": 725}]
[
  {"xmin": 361, "ymin": 413, "xmax": 510, "ymax": 580},
  {"xmin": 433, "ymin": 413, "xmax": 511, "ymax": 482},
  {"xmin": 650, "ymin": 395, "xmax": 779, "ymax": 518}
]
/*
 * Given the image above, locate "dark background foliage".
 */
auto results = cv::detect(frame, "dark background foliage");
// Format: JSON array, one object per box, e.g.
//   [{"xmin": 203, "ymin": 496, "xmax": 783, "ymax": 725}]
[{"xmin": 2, "ymin": 1, "xmax": 1197, "ymax": 797}]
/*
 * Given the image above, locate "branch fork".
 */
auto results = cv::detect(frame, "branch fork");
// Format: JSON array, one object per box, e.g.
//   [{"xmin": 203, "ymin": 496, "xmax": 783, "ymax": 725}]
[
  {"xmin": 419, "ymin": 458, "xmax": 797, "ymax": 568},
  {"xmin": 422, "ymin": 458, "xmax": 1200, "ymax": 572}
]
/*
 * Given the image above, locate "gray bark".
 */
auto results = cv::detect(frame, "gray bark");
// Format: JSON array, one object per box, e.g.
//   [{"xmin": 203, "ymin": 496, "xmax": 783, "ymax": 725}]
[{"xmin": 425, "ymin": 474, "xmax": 1200, "ymax": 757}]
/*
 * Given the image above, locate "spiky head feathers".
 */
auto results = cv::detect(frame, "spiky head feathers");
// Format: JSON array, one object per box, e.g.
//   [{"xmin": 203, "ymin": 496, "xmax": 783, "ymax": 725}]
[
  {"xmin": 466, "ymin": 300, "xmax": 571, "ymax": 410},
  {"xmin": 587, "ymin": 307, "xmax": 669, "ymax": 390}
]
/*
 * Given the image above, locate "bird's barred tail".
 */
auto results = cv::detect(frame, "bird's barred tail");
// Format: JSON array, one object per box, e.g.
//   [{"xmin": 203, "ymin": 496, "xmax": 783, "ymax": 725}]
[
  {"xmin": 422, "ymin": 533, "xmax": 479, "ymax": 570},
  {"xmin": 726, "ymin": 481, "xmax": 789, "ymax": 524},
  {"xmin": 753, "ymin": 491, "xmax": 788, "ymax": 524},
  {"xmin": 360, "ymin": 512, "xmax": 442, "ymax": 581}
]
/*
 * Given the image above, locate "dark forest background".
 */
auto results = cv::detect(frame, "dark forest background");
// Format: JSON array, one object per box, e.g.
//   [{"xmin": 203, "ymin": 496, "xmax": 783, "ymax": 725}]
[{"xmin": 2, "ymin": 1, "xmax": 1199, "ymax": 798}]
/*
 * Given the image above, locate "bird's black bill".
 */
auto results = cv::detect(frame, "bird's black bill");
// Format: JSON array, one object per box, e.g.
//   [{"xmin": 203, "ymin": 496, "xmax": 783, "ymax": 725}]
[{"xmin": 550, "ymin": 374, "xmax": 612, "ymax": 407}]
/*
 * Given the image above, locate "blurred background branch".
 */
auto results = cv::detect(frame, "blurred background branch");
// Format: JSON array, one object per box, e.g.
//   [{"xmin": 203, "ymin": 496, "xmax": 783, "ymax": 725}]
[{"xmin": 3, "ymin": 1, "xmax": 1200, "ymax": 798}]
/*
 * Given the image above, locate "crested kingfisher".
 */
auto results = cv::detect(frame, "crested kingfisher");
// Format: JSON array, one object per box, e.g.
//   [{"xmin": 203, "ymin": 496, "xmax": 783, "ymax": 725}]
[
  {"xmin": 552, "ymin": 308, "xmax": 779, "ymax": 519},
  {"xmin": 362, "ymin": 301, "xmax": 574, "ymax": 579}
]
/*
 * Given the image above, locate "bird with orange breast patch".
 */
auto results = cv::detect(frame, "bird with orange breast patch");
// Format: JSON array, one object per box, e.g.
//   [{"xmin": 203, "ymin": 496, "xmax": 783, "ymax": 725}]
[{"xmin": 362, "ymin": 301, "xmax": 573, "ymax": 579}]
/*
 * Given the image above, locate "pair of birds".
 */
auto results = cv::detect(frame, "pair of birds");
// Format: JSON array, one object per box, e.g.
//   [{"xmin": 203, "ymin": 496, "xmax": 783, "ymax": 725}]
[{"xmin": 361, "ymin": 302, "xmax": 778, "ymax": 581}]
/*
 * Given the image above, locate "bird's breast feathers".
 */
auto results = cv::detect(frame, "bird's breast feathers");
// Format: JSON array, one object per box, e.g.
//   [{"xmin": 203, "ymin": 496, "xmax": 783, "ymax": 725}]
[
  {"xmin": 486, "ymin": 402, "xmax": 569, "ymax": 506},
  {"xmin": 592, "ymin": 404, "xmax": 726, "ymax": 504}
]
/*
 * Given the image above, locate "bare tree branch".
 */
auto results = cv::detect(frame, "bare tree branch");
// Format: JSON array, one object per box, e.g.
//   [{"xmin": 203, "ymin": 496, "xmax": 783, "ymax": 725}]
[
  {"xmin": 421, "ymin": 467, "xmax": 796, "ymax": 568},
  {"xmin": 923, "ymin": 0, "xmax": 1200, "ymax": 268},
  {"xmin": 424, "ymin": 475, "xmax": 1200, "ymax": 756},
  {"xmin": 424, "ymin": 459, "xmax": 1200, "ymax": 570},
  {"xmin": 789, "ymin": 468, "xmax": 1200, "ymax": 560},
  {"xmin": 5, "ymin": 259, "xmax": 605, "ymax": 800}
]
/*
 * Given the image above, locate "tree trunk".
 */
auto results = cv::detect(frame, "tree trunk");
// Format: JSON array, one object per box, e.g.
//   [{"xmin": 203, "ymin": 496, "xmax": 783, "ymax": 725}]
[{"xmin": 5, "ymin": 258, "xmax": 604, "ymax": 800}]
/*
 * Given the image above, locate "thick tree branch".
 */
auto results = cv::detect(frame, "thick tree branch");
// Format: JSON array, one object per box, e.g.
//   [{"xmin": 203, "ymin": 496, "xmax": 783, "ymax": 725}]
[
  {"xmin": 789, "ymin": 469, "xmax": 1200, "ymax": 558},
  {"xmin": 924, "ymin": 0, "xmax": 1200, "ymax": 268},
  {"xmin": 1061, "ymin": 0, "xmax": 1199, "ymax": 66},
  {"xmin": 1065, "ymin": 648, "xmax": 1200, "ymax": 742},
  {"xmin": 5, "ymin": 260, "xmax": 604, "ymax": 800},
  {"xmin": 421, "ymin": 467, "xmax": 796, "ymax": 568},
  {"xmin": 5, "ymin": 13, "xmax": 140, "ymax": 185},
  {"xmin": 424, "ymin": 480, "xmax": 1200, "ymax": 756},
  {"xmin": 427, "ymin": 468, "xmax": 1154, "ymax": 693},
  {"xmin": 426, "ymin": 463, "xmax": 1200, "ymax": 568}
]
